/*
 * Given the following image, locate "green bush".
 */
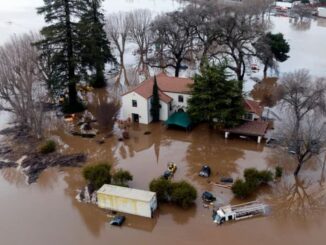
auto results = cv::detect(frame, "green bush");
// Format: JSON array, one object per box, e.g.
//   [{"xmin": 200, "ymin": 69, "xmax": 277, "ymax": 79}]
[
  {"xmin": 231, "ymin": 179, "xmax": 252, "ymax": 199},
  {"xmin": 244, "ymin": 168, "xmax": 273, "ymax": 184},
  {"xmin": 149, "ymin": 178, "xmax": 172, "ymax": 202},
  {"xmin": 83, "ymin": 162, "xmax": 111, "ymax": 190},
  {"xmin": 112, "ymin": 169, "xmax": 133, "ymax": 187},
  {"xmin": 149, "ymin": 178, "xmax": 197, "ymax": 208},
  {"xmin": 39, "ymin": 140, "xmax": 56, "ymax": 154},
  {"xmin": 232, "ymin": 168, "xmax": 274, "ymax": 199},
  {"xmin": 275, "ymin": 166, "xmax": 283, "ymax": 179},
  {"xmin": 258, "ymin": 170, "xmax": 274, "ymax": 184},
  {"xmin": 171, "ymin": 181, "xmax": 197, "ymax": 208}
]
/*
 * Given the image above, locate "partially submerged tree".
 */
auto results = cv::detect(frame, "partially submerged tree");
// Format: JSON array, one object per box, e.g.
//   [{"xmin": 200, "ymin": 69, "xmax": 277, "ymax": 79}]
[
  {"xmin": 128, "ymin": 9, "xmax": 152, "ymax": 78},
  {"xmin": 36, "ymin": 0, "xmax": 86, "ymax": 112},
  {"xmin": 78, "ymin": 0, "xmax": 115, "ymax": 88},
  {"xmin": 188, "ymin": 62, "xmax": 244, "ymax": 128},
  {"xmin": 112, "ymin": 169, "xmax": 133, "ymax": 187},
  {"xmin": 150, "ymin": 10, "xmax": 195, "ymax": 77},
  {"xmin": 105, "ymin": 12, "xmax": 130, "ymax": 88},
  {"xmin": 0, "ymin": 34, "xmax": 45, "ymax": 138},
  {"xmin": 274, "ymin": 70, "xmax": 326, "ymax": 176},
  {"xmin": 214, "ymin": 8, "xmax": 267, "ymax": 84},
  {"xmin": 255, "ymin": 32, "xmax": 290, "ymax": 79},
  {"xmin": 150, "ymin": 76, "xmax": 160, "ymax": 122},
  {"xmin": 83, "ymin": 162, "xmax": 111, "ymax": 189}
]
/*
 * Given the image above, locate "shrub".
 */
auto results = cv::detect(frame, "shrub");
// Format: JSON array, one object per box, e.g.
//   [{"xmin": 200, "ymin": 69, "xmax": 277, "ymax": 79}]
[
  {"xmin": 275, "ymin": 166, "xmax": 283, "ymax": 179},
  {"xmin": 244, "ymin": 168, "xmax": 273, "ymax": 184},
  {"xmin": 112, "ymin": 169, "xmax": 133, "ymax": 187},
  {"xmin": 171, "ymin": 181, "xmax": 197, "ymax": 208},
  {"xmin": 149, "ymin": 178, "xmax": 172, "ymax": 202},
  {"xmin": 231, "ymin": 179, "xmax": 252, "ymax": 199},
  {"xmin": 232, "ymin": 168, "xmax": 274, "ymax": 199},
  {"xmin": 39, "ymin": 140, "xmax": 56, "ymax": 154},
  {"xmin": 258, "ymin": 170, "xmax": 274, "ymax": 184},
  {"xmin": 83, "ymin": 162, "xmax": 111, "ymax": 190}
]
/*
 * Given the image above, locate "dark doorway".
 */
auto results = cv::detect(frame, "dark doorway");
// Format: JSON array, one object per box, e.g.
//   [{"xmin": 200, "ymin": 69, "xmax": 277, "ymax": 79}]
[
  {"xmin": 178, "ymin": 108, "xmax": 184, "ymax": 113},
  {"xmin": 132, "ymin": 113, "xmax": 139, "ymax": 123}
]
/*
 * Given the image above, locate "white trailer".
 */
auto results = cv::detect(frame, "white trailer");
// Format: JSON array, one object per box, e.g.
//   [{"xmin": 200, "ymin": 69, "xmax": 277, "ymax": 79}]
[
  {"xmin": 97, "ymin": 184, "xmax": 157, "ymax": 218},
  {"xmin": 212, "ymin": 201, "xmax": 268, "ymax": 224},
  {"xmin": 318, "ymin": 7, "xmax": 326, "ymax": 18}
]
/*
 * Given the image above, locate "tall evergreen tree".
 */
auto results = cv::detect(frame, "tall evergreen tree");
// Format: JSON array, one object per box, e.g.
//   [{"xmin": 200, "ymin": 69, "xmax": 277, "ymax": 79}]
[
  {"xmin": 78, "ymin": 0, "xmax": 115, "ymax": 88},
  {"xmin": 151, "ymin": 76, "xmax": 160, "ymax": 122},
  {"xmin": 188, "ymin": 62, "xmax": 244, "ymax": 128},
  {"xmin": 36, "ymin": 0, "xmax": 86, "ymax": 112}
]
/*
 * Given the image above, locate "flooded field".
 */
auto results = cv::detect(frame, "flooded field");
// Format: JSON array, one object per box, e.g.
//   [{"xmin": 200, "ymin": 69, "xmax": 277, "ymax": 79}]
[
  {"xmin": 1, "ymin": 1, "xmax": 326, "ymax": 245},
  {"xmin": 1, "ymin": 87, "xmax": 326, "ymax": 245}
]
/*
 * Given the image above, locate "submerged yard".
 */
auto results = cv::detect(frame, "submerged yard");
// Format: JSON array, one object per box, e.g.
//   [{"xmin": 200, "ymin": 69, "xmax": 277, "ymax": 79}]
[{"xmin": 1, "ymin": 1, "xmax": 326, "ymax": 245}]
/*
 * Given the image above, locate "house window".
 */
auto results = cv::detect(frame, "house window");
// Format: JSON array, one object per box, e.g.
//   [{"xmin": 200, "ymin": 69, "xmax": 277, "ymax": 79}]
[
  {"xmin": 169, "ymin": 103, "xmax": 172, "ymax": 111},
  {"xmin": 244, "ymin": 113, "xmax": 254, "ymax": 121},
  {"xmin": 132, "ymin": 100, "xmax": 137, "ymax": 107},
  {"xmin": 178, "ymin": 95, "xmax": 184, "ymax": 103}
]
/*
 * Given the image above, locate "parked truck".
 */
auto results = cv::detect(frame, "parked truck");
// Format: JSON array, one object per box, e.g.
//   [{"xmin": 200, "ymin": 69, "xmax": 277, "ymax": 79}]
[{"xmin": 212, "ymin": 201, "xmax": 269, "ymax": 224}]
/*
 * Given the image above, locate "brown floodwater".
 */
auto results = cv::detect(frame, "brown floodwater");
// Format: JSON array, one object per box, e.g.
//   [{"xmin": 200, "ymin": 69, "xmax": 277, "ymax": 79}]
[
  {"xmin": 1, "ymin": 88, "xmax": 326, "ymax": 245},
  {"xmin": 1, "ymin": 14, "xmax": 326, "ymax": 245}
]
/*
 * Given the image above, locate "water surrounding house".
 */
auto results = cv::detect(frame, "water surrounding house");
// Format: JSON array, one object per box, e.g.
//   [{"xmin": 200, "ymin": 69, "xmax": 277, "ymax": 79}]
[{"xmin": 0, "ymin": 1, "xmax": 326, "ymax": 245}]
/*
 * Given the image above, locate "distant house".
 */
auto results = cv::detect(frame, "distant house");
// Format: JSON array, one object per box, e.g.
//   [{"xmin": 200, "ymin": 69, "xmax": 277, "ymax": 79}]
[
  {"xmin": 225, "ymin": 99, "xmax": 269, "ymax": 143},
  {"xmin": 243, "ymin": 99, "xmax": 264, "ymax": 121},
  {"xmin": 121, "ymin": 73, "xmax": 193, "ymax": 124}
]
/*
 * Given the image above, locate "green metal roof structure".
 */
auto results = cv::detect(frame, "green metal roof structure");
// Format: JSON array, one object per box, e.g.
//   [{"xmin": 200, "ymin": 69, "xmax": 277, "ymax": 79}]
[{"xmin": 165, "ymin": 112, "xmax": 192, "ymax": 129}]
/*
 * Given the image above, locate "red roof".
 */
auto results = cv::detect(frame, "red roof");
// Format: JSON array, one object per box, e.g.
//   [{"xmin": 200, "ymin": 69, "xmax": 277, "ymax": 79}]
[
  {"xmin": 226, "ymin": 120, "xmax": 269, "ymax": 137},
  {"xmin": 244, "ymin": 99, "xmax": 263, "ymax": 116},
  {"xmin": 122, "ymin": 73, "xmax": 193, "ymax": 103}
]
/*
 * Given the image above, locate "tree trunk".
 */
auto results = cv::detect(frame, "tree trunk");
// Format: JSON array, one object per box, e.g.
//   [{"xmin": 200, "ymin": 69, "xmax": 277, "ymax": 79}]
[
  {"xmin": 294, "ymin": 162, "xmax": 303, "ymax": 176},
  {"xmin": 263, "ymin": 64, "xmax": 268, "ymax": 79},
  {"xmin": 68, "ymin": 82, "xmax": 78, "ymax": 106},
  {"xmin": 64, "ymin": 0, "xmax": 78, "ymax": 109},
  {"xmin": 175, "ymin": 59, "xmax": 181, "ymax": 77}
]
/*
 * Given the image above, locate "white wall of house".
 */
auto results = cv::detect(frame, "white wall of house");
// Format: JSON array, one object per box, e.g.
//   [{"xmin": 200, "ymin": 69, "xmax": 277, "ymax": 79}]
[
  {"xmin": 159, "ymin": 101, "xmax": 169, "ymax": 121},
  {"xmin": 122, "ymin": 92, "xmax": 150, "ymax": 124},
  {"xmin": 165, "ymin": 92, "xmax": 191, "ymax": 113},
  {"xmin": 147, "ymin": 97, "xmax": 170, "ymax": 122}
]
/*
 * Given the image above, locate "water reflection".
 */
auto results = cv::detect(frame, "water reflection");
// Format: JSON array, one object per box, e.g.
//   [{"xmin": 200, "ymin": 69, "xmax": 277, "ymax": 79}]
[
  {"xmin": 271, "ymin": 176, "xmax": 326, "ymax": 229},
  {"xmin": 289, "ymin": 17, "xmax": 312, "ymax": 31}
]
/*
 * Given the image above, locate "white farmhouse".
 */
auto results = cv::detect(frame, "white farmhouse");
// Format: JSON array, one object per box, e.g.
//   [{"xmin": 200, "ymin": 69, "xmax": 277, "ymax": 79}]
[{"xmin": 121, "ymin": 73, "xmax": 193, "ymax": 124}]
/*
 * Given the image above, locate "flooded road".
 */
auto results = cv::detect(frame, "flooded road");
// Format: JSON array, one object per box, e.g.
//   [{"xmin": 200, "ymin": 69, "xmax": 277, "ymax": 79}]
[{"xmin": 1, "ymin": 1, "xmax": 326, "ymax": 244}]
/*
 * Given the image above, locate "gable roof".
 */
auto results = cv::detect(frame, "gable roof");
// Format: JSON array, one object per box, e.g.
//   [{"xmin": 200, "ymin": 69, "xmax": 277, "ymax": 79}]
[
  {"xmin": 122, "ymin": 73, "xmax": 194, "ymax": 103},
  {"xmin": 244, "ymin": 99, "xmax": 263, "ymax": 116}
]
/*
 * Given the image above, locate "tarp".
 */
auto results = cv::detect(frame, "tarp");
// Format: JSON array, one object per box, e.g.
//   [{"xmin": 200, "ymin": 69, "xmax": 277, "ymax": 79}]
[{"xmin": 165, "ymin": 112, "xmax": 192, "ymax": 129}]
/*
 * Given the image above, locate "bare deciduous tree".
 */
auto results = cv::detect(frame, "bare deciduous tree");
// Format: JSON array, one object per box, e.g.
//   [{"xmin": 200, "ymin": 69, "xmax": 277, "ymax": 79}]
[
  {"xmin": 149, "ymin": 10, "xmax": 196, "ymax": 77},
  {"xmin": 105, "ymin": 12, "xmax": 130, "ymax": 88},
  {"xmin": 274, "ymin": 70, "xmax": 326, "ymax": 176},
  {"xmin": 214, "ymin": 9, "xmax": 267, "ymax": 84},
  {"xmin": 0, "ymin": 33, "xmax": 46, "ymax": 138},
  {"xmin": 128, "ymin": 9, "xmax": 152, "ymax": 78}
]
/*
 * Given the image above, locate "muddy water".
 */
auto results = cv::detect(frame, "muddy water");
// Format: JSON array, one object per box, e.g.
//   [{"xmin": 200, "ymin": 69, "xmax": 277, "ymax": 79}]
[
  {"xmin": 0, "ymin": 119, "xmax": 326, "ymax": 245},
  {"xmin": 1, "ymin": 3, "xmax": 326, "ymax": 244},
  {"xmin": 272, "ymin": 17, "xmax": 326, "ymax": 77},
  {"xmin": 1, "ymin": 92, "xmax": 326, "ymax": 245}
]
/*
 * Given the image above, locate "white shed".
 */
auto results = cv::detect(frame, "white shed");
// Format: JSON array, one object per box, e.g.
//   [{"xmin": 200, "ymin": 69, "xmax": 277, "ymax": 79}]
[{"xmin": 97, "ymin": 184, "xmax": 157, "ymax": 218}]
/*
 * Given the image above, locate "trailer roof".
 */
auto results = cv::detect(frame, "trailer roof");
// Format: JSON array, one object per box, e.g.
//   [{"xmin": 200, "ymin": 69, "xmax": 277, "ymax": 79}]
[{"xmin": 97, "ymin": 184, "xmax": 156, "ymax": 202}]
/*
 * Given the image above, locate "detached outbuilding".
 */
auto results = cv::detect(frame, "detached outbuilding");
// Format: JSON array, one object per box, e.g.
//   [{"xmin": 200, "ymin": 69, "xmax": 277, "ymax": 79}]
[{"xmin": 97, "ymin": 184, "xmax": 157, "ymax": 218}]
